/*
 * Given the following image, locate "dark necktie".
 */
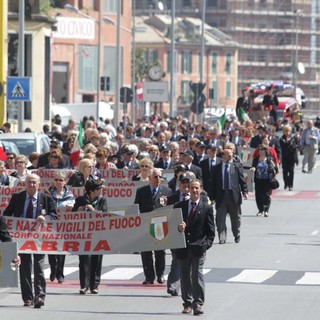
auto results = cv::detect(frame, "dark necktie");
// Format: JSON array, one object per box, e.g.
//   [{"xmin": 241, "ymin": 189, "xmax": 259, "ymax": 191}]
[
  {"xmin": 182, "ymin": 193, "xmax": 187, "ymax": 201},
  {"xmin": 164, "ymin": 161, "xmax": 168, "ymax": 169},
  {"xmin": 210, "ymin": 158, "xmax": 215, "ymax": 170},
  {"xmin": 152, "ymin": 188, "xmax": 156, "ymax": 197},
  {"xmin": 26, "ymin": 197, "xmax": 34, "ymax": 219},
  {"xmin": 188, "ymin": 202, "xmax": 196, "ymax": 225},
  {"xmin": 224, "ymin": 163, "xmax": 230, "ymax": 190}
]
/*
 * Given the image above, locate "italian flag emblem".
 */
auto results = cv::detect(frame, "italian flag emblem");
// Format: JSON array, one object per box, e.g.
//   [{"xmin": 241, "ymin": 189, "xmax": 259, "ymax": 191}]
[{"xmin": 150, "ymin": 216, "xmax": 168, "ymax": 241}]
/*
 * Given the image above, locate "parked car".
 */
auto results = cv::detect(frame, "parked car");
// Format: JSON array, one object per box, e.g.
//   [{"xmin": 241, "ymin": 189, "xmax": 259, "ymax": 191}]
[
  {"xmin": 0, "ymin": 132, "xmax": 51, "ymax": 156},
  {"xmin": 1, "ymin": 140, "xmax": 20, "ymax": 155}
]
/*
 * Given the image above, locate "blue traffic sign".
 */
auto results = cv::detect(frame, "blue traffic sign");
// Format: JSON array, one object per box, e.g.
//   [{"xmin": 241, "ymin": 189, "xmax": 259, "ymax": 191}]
[{"xmin": 7, "ymin": 77, "xmax": 31, "ymax": 101}]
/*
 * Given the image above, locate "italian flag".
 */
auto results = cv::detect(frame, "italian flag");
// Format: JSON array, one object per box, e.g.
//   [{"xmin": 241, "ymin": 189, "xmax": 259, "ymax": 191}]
[
  {"xmin": 69, "ymin": 121, "xmax": 84, "ymax": 167},
  {"xmin": 216, "ymin": 112, "xmax": 226, "ymax": 134},
  {"xmin": 0, "ymin": 142, "xmax": 7, "ymax": 160},
  {"xmin": 239, "ymin": 108, "xmax": 252, "ymax": 124}
]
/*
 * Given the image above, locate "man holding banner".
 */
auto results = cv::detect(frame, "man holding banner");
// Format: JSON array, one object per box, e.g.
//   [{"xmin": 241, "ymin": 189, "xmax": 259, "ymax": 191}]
[
  {"xmin": 3, "ymin": 174, "xmax": 57, "ymax": 308},
  {"xmin": 134, "ymin": 168, "xmax": 172, "ymax": 285}
]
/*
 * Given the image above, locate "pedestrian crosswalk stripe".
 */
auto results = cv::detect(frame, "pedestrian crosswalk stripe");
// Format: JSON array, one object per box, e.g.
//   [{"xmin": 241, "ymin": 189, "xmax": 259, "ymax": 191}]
[
  {"xmin": 227, "ymin": 269, "xmax": 277, "ymax": 283},
  {"xmin": 101, "ymin": 267, "xmax": 143, "ymax": 280},
  {"xmin": 296, "ymin": 272, "xmax": 320, "ymax": 285},
  {"xmin": 43, "ymin": 267, "xmax": 79, "ymax": 279}
]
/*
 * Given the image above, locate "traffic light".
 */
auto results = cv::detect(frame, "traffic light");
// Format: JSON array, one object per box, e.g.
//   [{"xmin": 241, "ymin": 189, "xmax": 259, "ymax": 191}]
[
  {"xmin": 190, "ymin": 82, "xmax": 206, "ymax": 114},
  {"xmin": 120, "ymin": 87, "xmax": 133, "ymax": 103},
  {"xmin": 100, "ymin": 76, "xmax": 110, "ymax": 91}
]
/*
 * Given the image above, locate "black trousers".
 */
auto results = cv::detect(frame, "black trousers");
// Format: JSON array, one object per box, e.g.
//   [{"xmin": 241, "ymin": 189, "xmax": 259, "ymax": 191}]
[
  {"xmin": 255, "ymin": 179, "xmax": 271, "ymax": 213},
  {"xmin": 48, "ymin": 254, "xmax": 65, "ymax": 281},
  {"xmin": 19, "ymin": 253, "xmax": 46, "ymax": 303},
  {"xmin": 141, "ymin": 250, "xmax": 165, "ymax": 281},
  {"xmin": 78, "ymin": 255, "xmax": 103, "ymax": 290},
  {"xmin": 282, "ymin": 159, "xmax": 295, "ymax": 188}
]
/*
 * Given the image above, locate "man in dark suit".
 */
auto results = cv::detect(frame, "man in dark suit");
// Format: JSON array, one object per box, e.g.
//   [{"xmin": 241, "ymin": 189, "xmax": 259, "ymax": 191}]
[
  {"xmin": 154, "ymin": 146, "xmax": 174, "ymax": 169},
  {"xmin": 200, "ymin": 144, "xmax": 222, "ymax": 200},
  {"xmin": 134, "ymin": 168, "xmax": 172, "ymax": 285},
  {"xmin": 116, "ymin": 147, "xmax": 140, "ymax": 169},
  {"xmin": 175, "ymin": 179, "xmax": 215, "ymax": 315},
  {"xmin": 192, "ymin": 141, "xmax": 208, "ymax": 167},
  {"xmin": 4, "ymin": 174, "xmax": 57, "ymax": 308},
  {"xmin": 180, "ymin": 150, "xmax": 202, "ymax": 180},
  {"xmin": 250, "ymin": 125, "xmax": 267, "ymax": 148},
  {"xmin": 212, "ymin": 149, "xmax": 248, "ymax": 244}
]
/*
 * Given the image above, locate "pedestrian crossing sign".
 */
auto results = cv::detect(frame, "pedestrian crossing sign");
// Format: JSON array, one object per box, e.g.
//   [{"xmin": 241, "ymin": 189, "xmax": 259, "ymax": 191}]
[{"xmin": 7, "ymin": 77, "xmax": 31, "ymax": 101}]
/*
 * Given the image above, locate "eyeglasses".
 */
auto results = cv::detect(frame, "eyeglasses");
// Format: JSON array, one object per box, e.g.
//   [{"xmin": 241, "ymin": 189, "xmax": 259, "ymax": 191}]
[
  {"xmin": 54, "ymin": 179, "xmax": 64, "ymax": 182},
  {"xmin": 50, "ymin": 145, "xmax": 58, "ymax": 149},
  {"xmin": 50, "ymin": 156, "xmax": 59, "ymax": 159},
  {"xmin": 153, "ymin": 175, "xmax": 162, "ymax": 179},
  {"xmin": 7, "ymin": 157, "xmax": 14, "ymax": 160},
  {"xmin": 16, "ymin": 161, "xmax": 25, "ymax": 164},
  {"xmin": 140, "ymin": 165, "xmax": 149, "ymax": 168}
]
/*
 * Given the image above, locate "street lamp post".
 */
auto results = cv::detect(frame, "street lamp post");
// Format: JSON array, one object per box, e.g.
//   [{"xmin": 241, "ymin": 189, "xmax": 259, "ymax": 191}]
[
  {"xmin": 169, "ymin": 1, "xmax": 175, "ymax": 119},
  {"xmin": 18, "ymin": 0, "xmax": 25, "ymax": 132},
  {"xmin": 114, "ymin": 1, "xmax": 121, "ymax": 129}
]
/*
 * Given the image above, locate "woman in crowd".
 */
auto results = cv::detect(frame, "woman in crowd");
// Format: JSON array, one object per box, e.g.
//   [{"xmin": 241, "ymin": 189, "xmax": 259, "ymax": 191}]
[
  {"xmin": 45, "ymin": 149, "xmax": 66, "ymax": 169},
  {"xmin": 72, "ymin": 179, "xmax": 107, "ymax": 294},
  {"xmin": 148, "ymin": 145, "xmax": 160, "ymax": 163},
  {"xmin": 5, "ymin": 152, "xmax": 16, "ymax": 170},
  {"xmin": 250, "ymin": 145, "xmax": 277, "ymax": 217},
  {"xmin": 168, "ymin": 164, "xmax": 188, "ymax": 194},
  {"xmin": 279, "ymin": 125, "xmax": 299, "ymax": 191},
  {"xmin": 132, "ymin": 158, "xmax": 154, "ymax": 181},
  {"xmin": 67, "ymin": 159, "xmax": 98, "ymax": 187},
  {"xmin": 95, "ymin": 148, "xmax": 117, "ymax": 170},
  {"xmin": 47, "ymin": 171, "xmax": 75, "ymax": 283},
  {"xmin": 10, "ymin": 155, "xmax": 30, "ymax": 181},
  {"xmin": 252, "ymin": 135, "xmax": 279, "ymax": 169}
]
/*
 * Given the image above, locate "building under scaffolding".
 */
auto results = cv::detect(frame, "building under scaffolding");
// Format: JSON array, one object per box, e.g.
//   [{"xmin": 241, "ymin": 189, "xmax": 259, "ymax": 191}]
[{"xmin": 135, "ymin": 0, "xmax": 320, "ymax": 113}]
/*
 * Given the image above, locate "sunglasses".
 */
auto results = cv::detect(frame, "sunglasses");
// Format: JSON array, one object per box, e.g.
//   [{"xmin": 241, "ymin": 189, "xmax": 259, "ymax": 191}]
[
  {"xmin": 50, "ymin": 156, "xmax": 59, "ymax": 159},
  {"xmin": 7, "ymin": 157, "xmax": 14, "ymax": 160},
  {"xmin": 54, "ymin": 179, "xmax": 64, "ymax": 182},
  {"xmin": 153, "ymin": 175, "xmax": 162, "ymax": 179},
  {"xmin": 140, "ymin": 165, "xmax": 149, "ymax": 168},
  {"xmin": 50, "ymin": 145, "xmax": 58, "ymax": 149}
]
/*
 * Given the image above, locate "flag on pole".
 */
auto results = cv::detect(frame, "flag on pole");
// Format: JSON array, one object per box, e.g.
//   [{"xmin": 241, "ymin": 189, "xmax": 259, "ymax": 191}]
[
  {"xmin": 69, "ymin": 121, "xmax": 84, "ymax": 167},
  {"xmin": 239, "ymin": 108, "xmax": 252, "ymax": 123},
  {"xmin": 216, "ymin": 112, "xmax": 226, "ymax": 134}
]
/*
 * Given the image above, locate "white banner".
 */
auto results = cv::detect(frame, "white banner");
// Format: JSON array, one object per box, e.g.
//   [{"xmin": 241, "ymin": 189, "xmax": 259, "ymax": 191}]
[{"xmin": 5, "ymin": 209, "xmax": 185, "ymax": 255}]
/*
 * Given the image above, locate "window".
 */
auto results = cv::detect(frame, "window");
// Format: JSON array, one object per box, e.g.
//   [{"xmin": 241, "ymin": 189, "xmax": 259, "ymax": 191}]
[
  {"xmin": 78, "ymin": 45, "xmax": 98, "ymax": 91},
  {"xmin": 181, "ymin": 81, "xmax": 192, "ymax": 104},
  {"xmin": 207, "ymin": 0, "xmax": 218, "ymax": 7},
  {"xmin": 211, "ymin": 52, "xmax": 217, "ymax": 74},
  {"xmin": 226, "ymin": 81, "xmax": 232, "ymax": 99},
  {"xmin": 211, "ymin": 80, "xmax": 218, "ymax": 104},
  {"xmin": 225, "ymin": 53, "xmax": 232, "ymax": 74},
  {"xmin": 104, "ymin": 0, "xmax": 117, "ymax": 13},
  {"xmin": 181, "ymin": 51, "xmax": 192, "ymax": 74}
]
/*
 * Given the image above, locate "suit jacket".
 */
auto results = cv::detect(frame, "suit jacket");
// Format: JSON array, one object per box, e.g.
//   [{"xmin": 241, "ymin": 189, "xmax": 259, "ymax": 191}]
[
  {"xmin": 3, "ymin": 191, "xmax": 57, "ymax": 219},
  {"xmin": 167, "ymin": 190, "xmax": 208, "ymax": 206},
  {"xmin": 192, "ymin": 154, "xmax": 209, "ymax": 167},
  {"xmin": 38, "ymin": 152, "xmax": 71, "ymax": 168},
  {"xmin": 186, "ymin": 164, "xmax": 203, "ymax": 180},
  {"xmin": 250, "ymin": 135, "xmax": 263, "ymax": 149},
  {"xmin": 134, "ymin": 184, "xmax": 172, "ymax": 213},
  {"xmin": 200, "ymin": 157, "xmax": 222, "ymax": 200},
  {"xmin": 211, "ymin": 162, "xmax": 248, "ymax": 208},
  {"xmin": 154, "ymin": 158, "xmax": 174, "ymax": 169},
  {"xmin": 0, "ymin": 216, "xmax": 12, "ymax": 242},
  {"xmin": 116, "ymin": 160, "xmax": 140, "ymax": 169},
  {"xmin": 174, "ymin": 199, "xmax": 215, "ymax": 259}
]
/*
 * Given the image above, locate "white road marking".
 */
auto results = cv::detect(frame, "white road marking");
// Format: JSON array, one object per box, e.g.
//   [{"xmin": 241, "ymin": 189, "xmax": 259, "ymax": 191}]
[
  {"xmin": 310, "ymin": 230, "xmax": 319, "ymax": 236},
  {"xmin": 101, "ymin": 267, "xmax": 143, "ymax": 280},
  {"xmin": 227, "ymin": 269, "xmax": 278, "ymax": 283},
  {"xmin": 296, "ymin": 272, "xmax": 320, "ymax": 285},
  {"xmin": 43, "ymin": 267, "xmax": 78, "ymax": 279}
]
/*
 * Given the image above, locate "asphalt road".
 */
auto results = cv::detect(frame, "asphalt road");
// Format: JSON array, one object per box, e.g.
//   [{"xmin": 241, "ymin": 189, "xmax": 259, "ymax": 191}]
[{"xmin": 1, "ymin": 156, "xmax": 320, "ymax": 320}]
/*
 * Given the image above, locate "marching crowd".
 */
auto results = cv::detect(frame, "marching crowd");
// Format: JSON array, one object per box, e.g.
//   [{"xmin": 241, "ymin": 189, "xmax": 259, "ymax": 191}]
[{"xmin": 0, "ymin": 111, "xmax": 319, "ymax": 315}]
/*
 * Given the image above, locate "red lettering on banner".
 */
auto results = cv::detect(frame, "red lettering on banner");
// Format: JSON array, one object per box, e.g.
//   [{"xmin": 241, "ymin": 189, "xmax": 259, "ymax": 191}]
[
  {"xmin": 109, "ymin": 216, "xmax": 141, "ymax": 229},
  {"xmin": 20, "ymin": 240, "xmax": 38, "ymax": 251},
  {"xmin": 93, "ymin": 240, "xmax": 110, "ymax": 252},
  {"xmin": 62, "ymin": 241, "xmax": 79, "ymax": 252},
  {"xmin": 42, "ymin": 241, "xmax": 58, "ymax": 251},
  {"xmin": 16, "ymin": 220, "xmax": 38, "ymax": 231},
  {"xmin": 84, "ymin": 241, "xmax": 91, "ymax": 251},
  {"xmin": 40, "ymin": 223, "xmax": 53, "ymax": 232},
  {"xmin": 88, "ymin": 220, "xmax": 107, "ymax": 231},
  {"xmin": 106, "ymin": 188, "xmax": 132, "ymax": 198}
]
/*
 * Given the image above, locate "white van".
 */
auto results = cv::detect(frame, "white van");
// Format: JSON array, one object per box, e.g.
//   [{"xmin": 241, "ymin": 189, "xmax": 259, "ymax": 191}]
[{"xmin": 51, "ymin": 102, "xmax": 114, "ymax": 126}]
